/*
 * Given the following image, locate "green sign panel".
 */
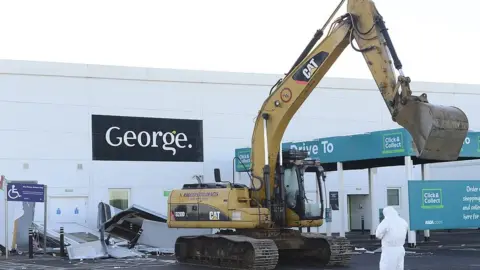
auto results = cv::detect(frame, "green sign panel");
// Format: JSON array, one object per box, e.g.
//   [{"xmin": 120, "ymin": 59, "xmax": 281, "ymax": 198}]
[
  {"xmin": 234, "ymin": 129, "xmax": 480, "ymax": 172},
  {"xmin": 234, "ymin": 148, "xmax": 252, "ymax": 172},
  {"xmin": 408, "ymin": 180, "xmax": 480, "ymax": 230},
  {"xmin": 382, "ymin": 132, "xmax": 405, "ymax": 154},
  {"xmin": 421, "ymin": 189, "xmax": 444, "ymax": 209},
  {"xmin": 163, "ymin": 190, "xmax": 171, "ymax": 197}
]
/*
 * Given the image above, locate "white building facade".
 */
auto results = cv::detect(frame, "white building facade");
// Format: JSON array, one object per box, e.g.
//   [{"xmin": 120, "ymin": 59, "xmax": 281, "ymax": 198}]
[{"xmin": 0, "ymin": 59, "xmax": 479, "ymax": 234}]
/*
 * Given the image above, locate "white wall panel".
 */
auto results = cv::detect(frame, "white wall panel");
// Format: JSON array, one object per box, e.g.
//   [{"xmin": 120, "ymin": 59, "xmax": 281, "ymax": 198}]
[
  {"xmin": 0, "ymin": 101, "xmax": 89, "ymax": 133},
  {"xmin": 0, "ymin": 74, "xmax": 89, "ymax": 105},
  {"xmin": 203, "ymin": 113, "xmax": 256, "ymax": 140},
  {"xmin": 87, "ymin": 79, "xmax": 204, "ymax": 112},
  {"xmin": 0, "ymin": 130, "xmax": 89, "ymax": 160},
  {"xmin": 202, "ymin": 84, "xmax": 270, "ymax": 115}
]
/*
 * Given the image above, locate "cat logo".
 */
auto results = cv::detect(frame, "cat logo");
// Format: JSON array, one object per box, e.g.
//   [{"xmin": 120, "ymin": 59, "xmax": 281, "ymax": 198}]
[
  {"xmin": 292, "ymin": 51, "xmax": 329, "ymax": 84},
  {"xmin": 209, "ymin": 211, "xmax": 221, "ymax": 220},
  {"xmin": 302, "ymin": 58, "xmax": 319, "ymax": 80}
]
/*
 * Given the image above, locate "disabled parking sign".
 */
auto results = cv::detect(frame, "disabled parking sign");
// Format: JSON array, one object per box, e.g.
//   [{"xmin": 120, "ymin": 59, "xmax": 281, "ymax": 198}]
[{"xmin": 7, "ymin": 183, "xmax": 45, "ymax": 202}]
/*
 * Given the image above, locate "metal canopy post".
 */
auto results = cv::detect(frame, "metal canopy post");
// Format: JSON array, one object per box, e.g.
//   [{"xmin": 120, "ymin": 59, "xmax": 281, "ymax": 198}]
[
  {"xmin": 3, "ymin": 177, "xmax": 8, "ymax": 259},
  {"xmin": 43, "ymin": 185, "xmax": 48, "ymax": 254},
  {"xmin": 421, "ymin": 164, "xmax": 431, "ymax": 241},
  {"xmin": 404, "ymin": 156, "xmax": 416, "ymax": 247},
  {"xmin": 337, "ymin": 162, "xmax": 345, "ymax": 237},
  {"xmin": 368, "ymin": 168, "xmax": 378, "ymax": 239},
  {"xmin": 325, "ymin": 179, "xmax": 332, "ymax": 236}
]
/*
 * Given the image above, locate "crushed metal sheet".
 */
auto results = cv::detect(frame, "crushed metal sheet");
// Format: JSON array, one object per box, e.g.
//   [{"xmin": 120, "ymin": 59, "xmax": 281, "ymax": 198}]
[
  {"xmin": 67, "ymin": 240, "xmax": 108, "ymax": 260},
  {"xmin": 102, "ymin": 204, "xmax": 165, "ymax": 241},
  {"xmin": 99, "ymin": 203, "xmax": 211, "ymax": 254},
  {"xmin": 106, "ymin": 245, "xmax": 143, "ymax": 259},
  {"xmin": 136, "ymin": 220, "xmax": 211, "ymax": 254}
]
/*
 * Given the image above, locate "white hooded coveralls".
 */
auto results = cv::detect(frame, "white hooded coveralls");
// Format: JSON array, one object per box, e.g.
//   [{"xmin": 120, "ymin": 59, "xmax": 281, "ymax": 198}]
[{"xmin": 375, "ymin": 206, "xmax": 409, "ymax": 270}]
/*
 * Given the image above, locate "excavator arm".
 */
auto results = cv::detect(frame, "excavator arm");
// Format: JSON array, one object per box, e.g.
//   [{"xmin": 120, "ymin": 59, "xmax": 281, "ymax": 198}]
[{"xmin": 249, "ymin": 0, "xmax": 469, "ymax": 205}]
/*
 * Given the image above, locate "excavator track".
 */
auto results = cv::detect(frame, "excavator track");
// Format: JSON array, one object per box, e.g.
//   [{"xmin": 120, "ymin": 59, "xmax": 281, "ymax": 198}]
[
  {"xmin": 275, "ymin": 232, "xmax": 353, "ymax": 267},
  {"xmin": 175, "ymin": 234, "xmax": 279, "ymax": 270},
  {"xmin": 304, "ymin": 233, "xmax": 353, "ymax": 266}
]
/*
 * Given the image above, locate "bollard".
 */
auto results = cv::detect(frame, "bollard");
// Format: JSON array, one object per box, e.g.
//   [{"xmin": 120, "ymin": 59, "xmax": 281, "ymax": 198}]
[
  {"xmin": 28, "ymin": 227, "xmax": 33, "ymax": 259},
  {"xmin": 361, "ymin": 216, "xmax": 365, "ymax": 235},
  {"xmin": 60, "ymin": 227, "xmax": 65, "ymax": 257}
]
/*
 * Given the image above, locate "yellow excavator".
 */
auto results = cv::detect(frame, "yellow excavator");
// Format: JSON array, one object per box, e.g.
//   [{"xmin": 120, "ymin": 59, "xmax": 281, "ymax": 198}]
[{"xmin": 167, "ymin": 0, "xmax": 469, "ymax": 268}]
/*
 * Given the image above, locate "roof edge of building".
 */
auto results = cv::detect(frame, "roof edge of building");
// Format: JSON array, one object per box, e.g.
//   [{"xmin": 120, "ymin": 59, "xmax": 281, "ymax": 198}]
[{"xmin": 0, "ymin": 59, "xmax": 476, "ymax": 94}]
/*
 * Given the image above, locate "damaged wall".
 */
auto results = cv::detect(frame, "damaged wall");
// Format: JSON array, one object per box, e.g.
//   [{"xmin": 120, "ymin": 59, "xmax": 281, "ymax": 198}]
[
  {"xmin": 0, "ymin": 180, "xmax": 37, "ymax": 252},
  {"xmin": 0, "ymin": 199, "xmax": 28, "ymax": 251}
]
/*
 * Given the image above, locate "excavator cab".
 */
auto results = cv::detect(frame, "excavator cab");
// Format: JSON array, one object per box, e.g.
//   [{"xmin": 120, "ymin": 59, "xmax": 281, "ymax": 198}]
[{"xmin": 272, "ymin": 149, "xmax": 326, "ymax": 227}]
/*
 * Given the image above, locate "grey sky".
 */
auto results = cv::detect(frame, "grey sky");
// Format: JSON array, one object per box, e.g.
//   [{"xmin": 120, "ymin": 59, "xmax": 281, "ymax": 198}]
[{"xmin": 0, "ymin": 0, "xmax": 477, "ymax": 84}]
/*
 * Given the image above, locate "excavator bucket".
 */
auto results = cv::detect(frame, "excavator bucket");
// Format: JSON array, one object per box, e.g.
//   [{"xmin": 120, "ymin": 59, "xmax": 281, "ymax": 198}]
[{"xmin": 395, "ymin": 101, "xmax": 469, "ymax": 161}]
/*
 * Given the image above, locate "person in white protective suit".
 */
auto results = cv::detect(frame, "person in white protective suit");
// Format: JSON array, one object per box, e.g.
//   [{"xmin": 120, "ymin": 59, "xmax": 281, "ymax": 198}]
[{"xmin": 375, "ymin": 206, "xmax": 409, "ymax": 270}]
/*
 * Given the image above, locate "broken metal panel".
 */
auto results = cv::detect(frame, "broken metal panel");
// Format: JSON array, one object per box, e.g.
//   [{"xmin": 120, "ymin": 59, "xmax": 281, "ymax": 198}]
[
  {"xmin": 32, "ymin": 222, "xmax": 100, "ymax": 246},
  {"xmin": 99, "ymin": 203, "xmax": 211, "ymax": 253},
  {"xmin": 68, "ymin": 226, "xmax": 117, "ymax": 260},
  {"xmin": 102, "ymin": 204, "xmax": 166, "ymax": 242},
  {"xmin": 106, "ymin": 245, "xmax": 143, "ymax": 259},
  {"xmin": 32, "ymin": 222, "xmax": 78, "ymax": 247},
  {"xmin": 67, "ymin": 240, "xmax": 108, "ymax": 260},
  {"xmin": 137, "ymin": 220, "xmax": 211, "ymax": 253},
  {"xmin": 31, "ymin": 202, "xmax": 207, "ymax": 260},
  {"xmin": 67, "ymin": 227, "xmax": 143, "ymax": 260},
  {"xmin": 0, "ymin": 180, "xmax": 37, "ymax": 252},
  {"xmin": 97, "ymin": 202, "xmax": 123, "ymax": 229}
]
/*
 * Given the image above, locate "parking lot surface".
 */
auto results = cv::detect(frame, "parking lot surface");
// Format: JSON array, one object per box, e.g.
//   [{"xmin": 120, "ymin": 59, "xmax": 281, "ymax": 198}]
[
  {"xmin": 1, "ymin": 249, "xmax": 480, "ymax": 270},
  {"xmin": 1, "ymin": 230, "xmax": 480, "ymax": 269}
]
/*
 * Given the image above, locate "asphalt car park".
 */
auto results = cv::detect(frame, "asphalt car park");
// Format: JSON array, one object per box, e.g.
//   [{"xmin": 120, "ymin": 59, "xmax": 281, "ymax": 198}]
[
  {"xmin": 1, "ymin": 249, "xmax": 480, "ymax": 270},
  {"xmin": 1, "ymin": 230, "xmax": 479, "ymax": 269}
]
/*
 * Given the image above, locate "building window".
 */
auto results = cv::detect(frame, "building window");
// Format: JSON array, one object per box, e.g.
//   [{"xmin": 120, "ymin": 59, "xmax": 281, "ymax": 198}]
[
  {"xmin": 109, "ymin": 188, "xmax": 130, "ymax": 210},
  {"xmin": 387, "ymin": 188, "xmax": 400, "ymax": 206}
]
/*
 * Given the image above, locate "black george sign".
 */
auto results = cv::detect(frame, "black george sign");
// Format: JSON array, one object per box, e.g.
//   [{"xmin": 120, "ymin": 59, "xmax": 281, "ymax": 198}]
[{"xmin": 91, "ymin": 114, "xmax": 204, "ymax": 162}]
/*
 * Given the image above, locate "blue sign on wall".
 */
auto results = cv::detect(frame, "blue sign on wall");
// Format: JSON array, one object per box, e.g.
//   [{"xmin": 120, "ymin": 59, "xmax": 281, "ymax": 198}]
[
  {"xmin": 408, "ymin": 180, "xmax": 480, "ymax": 230},
  {"xmin": 234, "ymin": 128, "xmax": 480, "ymax": 172},
  {"xmin": 325, "ymin": 207, "xmax": 332, "ymax": 223},
  {"xmin": 7, "ymin": 183, "xmax": 45, "ymax": 202}
]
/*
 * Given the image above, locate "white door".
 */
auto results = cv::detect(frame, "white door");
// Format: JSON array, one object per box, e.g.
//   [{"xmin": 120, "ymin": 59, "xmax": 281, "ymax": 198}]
[
  {"xmin": 349, "ymin": 195, "xmax": 368, "ymax": 231},
  {"xmin": 49, "ymin": 197, "xmax": 88, "ymax": 225}
]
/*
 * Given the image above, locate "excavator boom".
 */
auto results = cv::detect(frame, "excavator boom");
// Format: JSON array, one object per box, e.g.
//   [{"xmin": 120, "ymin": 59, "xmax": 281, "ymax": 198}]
[
  {"xmin": 348, "ymin": 0, "xmax": 469, "ymax": 161},
  {"xmin": 249, "ymin": 0, "xmax": 469, "ymax": 204}
]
